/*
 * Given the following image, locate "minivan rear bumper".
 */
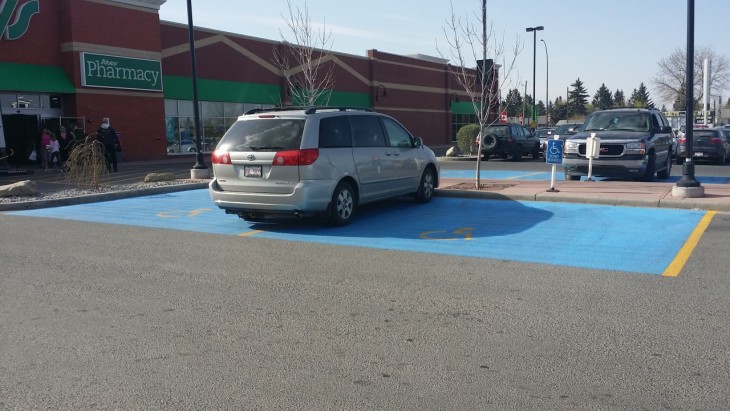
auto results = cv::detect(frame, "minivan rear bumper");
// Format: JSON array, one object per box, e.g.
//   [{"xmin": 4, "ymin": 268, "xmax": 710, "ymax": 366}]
[{"xmin": 208, "ymin": 178, "xmax": 336, "ymax": 216}]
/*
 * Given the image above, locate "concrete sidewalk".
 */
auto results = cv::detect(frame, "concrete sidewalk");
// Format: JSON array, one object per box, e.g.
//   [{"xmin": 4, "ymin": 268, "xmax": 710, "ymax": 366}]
[
  {"xmin": 437, "ymin": 178, "xmax": 730, "ymax": 212},
  {"xmin": 2, "ymin": 155, "xmax": 730, "ymax": 212}
]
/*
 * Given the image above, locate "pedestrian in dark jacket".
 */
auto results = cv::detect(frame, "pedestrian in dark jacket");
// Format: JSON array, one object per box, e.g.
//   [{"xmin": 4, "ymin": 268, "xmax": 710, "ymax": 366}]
[{"xmin": 96, "ymin": 117, "xmax": 119, "ymax": 172}]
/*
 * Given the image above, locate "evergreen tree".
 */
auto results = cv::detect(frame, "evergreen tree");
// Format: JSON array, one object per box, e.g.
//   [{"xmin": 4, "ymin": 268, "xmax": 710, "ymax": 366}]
[
  {"xmin": 614, "ymin": 89, "xmax": 625, "ymax": 107},
  {"xmin": 567, "ymin": 78, "xmax": 589, "ymax": 117},
  {"xmin": 536, "ymin": 101, "xmax": 546, "ymax": 116},
  {"xmin": 549, "ymin": 96, "xmax": 565, "ymax": 123},
  {"xmin": 591, "ymin": 83, "xmax": 613, "ymax": 110},
  {"xmin": 629, "ymin": 82, "xmax": 654, "ymax": 108},
  {"xmin": 504, "ymin": 88, "xmax": 523, "ymax": 117}
]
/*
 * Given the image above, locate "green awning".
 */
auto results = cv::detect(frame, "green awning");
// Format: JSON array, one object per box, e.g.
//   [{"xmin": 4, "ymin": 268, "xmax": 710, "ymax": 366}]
[
  {"xmin": 0, "ymin": 62, "xmax": 76, "ymax": 93},
  {"xmin": 451, "ymin": 101, "xmax": 480, "ymax": 114}
]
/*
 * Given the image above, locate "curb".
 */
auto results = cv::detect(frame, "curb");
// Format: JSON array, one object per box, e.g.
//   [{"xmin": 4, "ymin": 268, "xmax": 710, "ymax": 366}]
[{"xmin": 0, "ymin": 182, "xmax": 209, "ymax": 212}]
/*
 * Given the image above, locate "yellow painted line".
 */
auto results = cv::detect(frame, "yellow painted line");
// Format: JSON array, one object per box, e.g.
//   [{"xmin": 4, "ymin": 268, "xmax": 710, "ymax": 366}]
[
  {"xmin": 238, "ymin": 230, "xmax": 263, "ymax": 237},
  {"xmin": 506, "ymin": 172, "xmax": 547, "ymax": 180},
  {"xmin": 663, "ymin": 210, "xmax": 716, "ymax": 277}
]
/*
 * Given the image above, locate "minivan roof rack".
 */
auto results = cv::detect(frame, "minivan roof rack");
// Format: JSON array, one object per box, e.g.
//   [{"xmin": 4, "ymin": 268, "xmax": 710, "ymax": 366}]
[
  {"xmin": 304, "ymin": 107, "xmax": 374, "ymax": 115},
  {"xmin": 244, "ymin": 106, "xmax": 310, "ymax": 115},
  {"xmin": 244, "ymin": 106, "xmax": 375, "ymax": 115}
]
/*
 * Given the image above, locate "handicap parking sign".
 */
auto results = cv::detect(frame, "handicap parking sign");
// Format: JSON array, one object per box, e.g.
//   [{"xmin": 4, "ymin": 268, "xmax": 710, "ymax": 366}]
[{"xmin": 545, "ymin": 139, "xmax": 564, "ymax": 164}]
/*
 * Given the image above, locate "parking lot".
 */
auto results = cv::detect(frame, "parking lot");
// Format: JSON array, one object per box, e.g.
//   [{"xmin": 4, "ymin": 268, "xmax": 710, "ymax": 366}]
[{"xmin": 8, "ymin": 188, "xmax": 710, "ymax": 275}]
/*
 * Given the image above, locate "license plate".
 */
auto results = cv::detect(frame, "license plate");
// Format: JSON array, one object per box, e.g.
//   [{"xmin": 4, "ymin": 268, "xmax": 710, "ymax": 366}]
[
  {"xmin": 694, "ymin": 152, "xmax": 704, "ymax": 157},
  {"xmin": 244, "ymin": 165, "xmax": 262, "ymax": 177}
]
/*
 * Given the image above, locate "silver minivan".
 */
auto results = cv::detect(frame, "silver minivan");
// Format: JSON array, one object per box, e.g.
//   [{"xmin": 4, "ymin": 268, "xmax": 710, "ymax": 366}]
[{"xmin": 208, "ymin": 107, "xmax": 440, "ymax": 225}]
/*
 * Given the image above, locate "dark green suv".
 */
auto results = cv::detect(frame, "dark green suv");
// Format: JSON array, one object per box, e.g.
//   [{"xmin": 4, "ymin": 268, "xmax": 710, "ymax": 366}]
[{"xmin": 476, "ymin": 123, "xmax": 540, "ymax": 161}]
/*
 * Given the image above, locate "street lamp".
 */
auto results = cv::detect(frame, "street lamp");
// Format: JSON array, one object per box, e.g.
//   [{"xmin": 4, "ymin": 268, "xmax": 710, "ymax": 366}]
[
  {"xmin": 186, "ymin": 0, "xmax": 208, "ymax": 178},
  {"xmin": 675, "ymin": 0, "xmax": 702, "ymax": 195},
  {"xmin": 541, "ymin": 38, "xmax": 549, "ymax": 126},
  {"xmin": 526, "ymin": 26, "xmax": 544, "ymax": 126}
]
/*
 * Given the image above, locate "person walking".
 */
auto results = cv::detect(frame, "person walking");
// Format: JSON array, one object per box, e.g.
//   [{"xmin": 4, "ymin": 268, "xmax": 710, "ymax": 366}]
[
  {"xmin": 48, "ymin": 133, "xmax": 61, "ymax": 169},
  {"xmin": 39, "ymin": 128, "xmax": 52, "ymax": 171},
  {"xmin": 58, "ymin": 125, "xmax": 74, "ymax": 165},
  {"xmin": 96, "ymin": 117, "xmax": 119, "ymax": 172}
]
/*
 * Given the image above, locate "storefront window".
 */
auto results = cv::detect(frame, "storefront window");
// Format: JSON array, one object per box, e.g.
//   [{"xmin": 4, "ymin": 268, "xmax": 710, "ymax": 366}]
[
  {"xmin": 165, "ymin": 99, "xmax": 178, "ymax": 116},
  {"xmin": 16, "ymin": 94, "xmax": 40, "ymax": 108},
  {"xmin": 201, "ymin": 101, "xmax": 223, "ymax": 118},
  {"xmin": 0, "ymin": 94, "xmax": 16, "ymax": 108},
  {"xmin": 178, "ymin": 100, "xmax": 194, "ymax": 117},
  {"xmin": 224, "ymin": 102, "xmax": 244, "ymax": 117},
  {"xmin": 163, "ymin": 99, "xmax": 274, "ymax": 155},
  {"xmin": 452, "ymin": 113, "xmax": 477, "ymax": 141}
]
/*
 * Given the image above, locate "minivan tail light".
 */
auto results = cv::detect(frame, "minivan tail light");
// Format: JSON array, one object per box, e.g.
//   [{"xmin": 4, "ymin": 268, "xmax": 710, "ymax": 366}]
[
  {"xmin": 678, "ymin": 137, "xmax": 686, "ymax": 144},
  {"xmin": 212, "ymin": 150, "xmax": 231, "ymax": 165},
  {"xmin": 273, "ymin": 149, "xmax": 319, "ymax": 166},
  {"xmin": 711, "ymin": 137, "xmax": 722, "ymax": 144}
]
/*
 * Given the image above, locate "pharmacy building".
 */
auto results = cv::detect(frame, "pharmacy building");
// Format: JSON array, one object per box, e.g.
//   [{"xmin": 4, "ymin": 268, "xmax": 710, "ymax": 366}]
[{"xmin": 0, "ymin": 0, "xmax": 495, "ymax": 165}]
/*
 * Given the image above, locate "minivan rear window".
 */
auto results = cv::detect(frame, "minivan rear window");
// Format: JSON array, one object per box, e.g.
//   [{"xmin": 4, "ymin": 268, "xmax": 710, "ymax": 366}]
[{"xmin": 218, "ymin": 119, "xmax": 305, "ymax": 151}]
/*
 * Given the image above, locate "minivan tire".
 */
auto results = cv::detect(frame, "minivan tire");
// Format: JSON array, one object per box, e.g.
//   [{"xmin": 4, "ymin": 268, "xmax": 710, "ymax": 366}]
[
  {"xmin": 329, "ymin": 181, "xmax": 356, "ymax": 226},
  {"xmin": 415, "ymin": 167, "xmax": 436, "ymax": 203}
]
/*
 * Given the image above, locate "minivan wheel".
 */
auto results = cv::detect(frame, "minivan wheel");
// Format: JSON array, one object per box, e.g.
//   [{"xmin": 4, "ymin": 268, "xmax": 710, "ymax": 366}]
[
  {"xmin": 415, "ymin": 167, "xmax": 435, "ymax": 203},
  {"xmin": 330, "ymin": 181, "xmax": 356, "ymax": 226}
]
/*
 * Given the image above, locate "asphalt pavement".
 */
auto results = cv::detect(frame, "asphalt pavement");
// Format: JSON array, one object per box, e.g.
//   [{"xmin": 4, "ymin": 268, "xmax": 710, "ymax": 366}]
[{"xmin": 2, "ymin": 155, "xmax": 730, "ymax": 212}]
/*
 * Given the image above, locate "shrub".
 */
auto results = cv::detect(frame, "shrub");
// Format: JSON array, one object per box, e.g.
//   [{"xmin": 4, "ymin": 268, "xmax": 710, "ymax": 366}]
[
  {"xmin": 456, "ymin": 124, "xmax": 480, "ymax": 155},
  {"xmin": 64, "ymin": 137, "xmax": 108, "ymax": 189}
]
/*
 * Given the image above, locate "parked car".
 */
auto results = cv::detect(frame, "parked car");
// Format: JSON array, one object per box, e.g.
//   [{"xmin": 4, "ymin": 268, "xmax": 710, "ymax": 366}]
[
  {"xmin": 563, "ymin": 108, "xmax": 673, "ymax": 181},
  {"xmin": 541, "ymin": 122, "xmax": 582, "ymax": 153},
  {"xmin": 535, "ymin": 127, "xmax": 555, "ymax": 155},
  {"xmin": 166, "ymin": 139, "xmax": 198, "ymax": 153},
  {"xmin": 676, "ymin": 127, "xmax": 730, "ymax": 165},
  {"xmin": 208, "ymin": 106, "xmax": 440, "ymax": 226},
  {"xmin": 475, "ymin": 123, "xmax": 540, "ymax": 161}
]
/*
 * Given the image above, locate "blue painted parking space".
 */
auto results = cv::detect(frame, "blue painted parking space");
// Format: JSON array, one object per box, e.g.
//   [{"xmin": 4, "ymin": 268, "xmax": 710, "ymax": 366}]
[
  {"xmin": 6, "ymin": 189, "xmax": 708, "ymax": 275},
  {"xmin": 440, "ymin": 169, "xmax": 730, "ymax": 184}
]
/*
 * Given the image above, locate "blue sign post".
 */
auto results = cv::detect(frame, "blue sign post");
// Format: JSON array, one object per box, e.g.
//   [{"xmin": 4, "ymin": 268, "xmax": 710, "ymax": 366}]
[{"xmin": 545, "ymin": 138, "xmax": 564, "ymax": 192}]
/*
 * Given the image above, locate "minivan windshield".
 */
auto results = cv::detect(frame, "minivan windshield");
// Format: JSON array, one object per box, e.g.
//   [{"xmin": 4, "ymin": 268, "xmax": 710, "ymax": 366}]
[
  {"xmin": 217, "ymin": 119, "xmax": 305, "ymax": 152},
  {"xmin": 583, "ymin": 112, "xmax": 650, "ymax": 132}
]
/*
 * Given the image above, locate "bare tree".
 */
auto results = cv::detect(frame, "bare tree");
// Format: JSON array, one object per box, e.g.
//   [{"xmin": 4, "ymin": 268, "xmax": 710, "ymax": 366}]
[
  {"xmin": 652, "ymin": 46, "xmax": 730, "ymax": 108},
  {"xmin": 438, "ymin": 0, "xmax": 522, "ymax": 188},
  {"xmin": 273, "ymin": 0, "xmax": 335, "ymax": 106}
]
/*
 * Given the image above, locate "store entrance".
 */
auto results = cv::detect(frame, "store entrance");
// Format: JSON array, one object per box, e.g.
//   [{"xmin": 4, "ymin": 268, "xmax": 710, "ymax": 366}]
[{"xmin": 2, "ymin": 114, "xmax": 39, "ymax": 167}]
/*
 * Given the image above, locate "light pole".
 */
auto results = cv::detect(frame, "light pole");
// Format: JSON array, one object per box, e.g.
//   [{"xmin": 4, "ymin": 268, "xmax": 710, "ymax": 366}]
[
  {"xmin": 526, "ymin": 26, "xmax": 544, "ymax": 126},
  {"xmin": 541, "ymin": 38, "xmax": 549, "ymax": 126},
  {"xmin": 186, "ymin": 0, "xmax": 208, "ymax": 178}
]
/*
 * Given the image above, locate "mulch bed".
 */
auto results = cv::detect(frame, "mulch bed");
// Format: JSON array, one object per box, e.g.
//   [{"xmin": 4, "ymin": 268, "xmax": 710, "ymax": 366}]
[{"xmin": 441, "ymin": 182, "xmax": 515, "ymax": 192}]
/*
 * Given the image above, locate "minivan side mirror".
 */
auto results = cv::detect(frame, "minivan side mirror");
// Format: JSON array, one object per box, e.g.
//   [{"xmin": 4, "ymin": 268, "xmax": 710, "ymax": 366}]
[
  {"xmin": 414, "ymin": 136, "xmax": 423, "ymax": 147},
  {"xmin": 660, "ymin": 126, "xmax": 673, "ymax": 134}
]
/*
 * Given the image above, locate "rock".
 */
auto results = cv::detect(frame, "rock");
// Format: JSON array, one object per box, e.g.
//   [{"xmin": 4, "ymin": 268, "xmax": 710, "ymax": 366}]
[
  {"xmin": 0, "ymin": 180, "xmax": 38, "ymax": 197},
  {"xmin": 445, "ymin": 146, "xmax": 461, "ymax": 157},
  {"xmin": 143, "ymin": 172, "xmax": 176, "ymax": 183}
]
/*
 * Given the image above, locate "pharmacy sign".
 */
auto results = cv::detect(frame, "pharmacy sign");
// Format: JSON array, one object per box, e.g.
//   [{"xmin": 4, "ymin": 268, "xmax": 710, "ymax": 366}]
[{"xmin": 81, "ymin": 52, "xmax": 163, "ymax": 92}]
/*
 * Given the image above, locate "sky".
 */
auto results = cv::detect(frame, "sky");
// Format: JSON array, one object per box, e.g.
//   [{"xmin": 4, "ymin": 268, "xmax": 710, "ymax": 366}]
[{"xmin": 158, "ymin": 0, "xmax": 730, "ymax": 108}]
